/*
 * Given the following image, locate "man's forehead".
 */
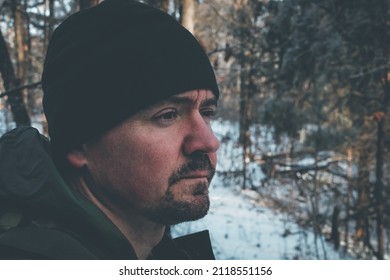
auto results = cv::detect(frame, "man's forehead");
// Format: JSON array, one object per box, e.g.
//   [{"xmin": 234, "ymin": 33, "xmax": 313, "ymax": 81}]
[{"xmin": 148, "ymin": 90, "xmax": 217, "ymax": 110}]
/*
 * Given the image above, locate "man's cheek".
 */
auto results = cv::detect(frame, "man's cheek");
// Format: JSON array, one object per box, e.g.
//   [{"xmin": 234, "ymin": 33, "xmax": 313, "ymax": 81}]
[{"xmin": 125, "ymin": 180, "xmax": 164, "ymax": 203}]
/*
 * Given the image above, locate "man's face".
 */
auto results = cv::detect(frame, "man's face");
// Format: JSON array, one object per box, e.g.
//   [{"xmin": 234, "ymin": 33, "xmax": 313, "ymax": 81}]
[{"xmin": 80, "ymin": 89, "xmax": 220, "ymax": 225}]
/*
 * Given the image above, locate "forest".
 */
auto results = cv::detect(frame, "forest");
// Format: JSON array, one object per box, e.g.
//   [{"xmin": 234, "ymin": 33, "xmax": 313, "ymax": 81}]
[{"xmin": 0, "ymin": 0, "xmax": 389, "ymax": 259}]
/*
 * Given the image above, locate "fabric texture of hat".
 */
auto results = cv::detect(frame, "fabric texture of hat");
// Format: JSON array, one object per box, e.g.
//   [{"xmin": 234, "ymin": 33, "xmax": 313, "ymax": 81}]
[{"xmin": 42, "ymin": 0, "xmax": 219, "ymax": 160}]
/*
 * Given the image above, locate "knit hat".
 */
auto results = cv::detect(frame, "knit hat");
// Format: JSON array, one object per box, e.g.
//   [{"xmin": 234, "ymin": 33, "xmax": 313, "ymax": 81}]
[{"xmin": 42, "ymin": 0, "xmax": 219, "ymax": 161}]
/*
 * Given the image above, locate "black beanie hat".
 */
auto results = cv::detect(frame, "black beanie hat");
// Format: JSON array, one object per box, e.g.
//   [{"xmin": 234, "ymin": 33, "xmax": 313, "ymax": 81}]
[{"xmin": 42, "ymin": 0, "xmax": 219, "ymax": 160}]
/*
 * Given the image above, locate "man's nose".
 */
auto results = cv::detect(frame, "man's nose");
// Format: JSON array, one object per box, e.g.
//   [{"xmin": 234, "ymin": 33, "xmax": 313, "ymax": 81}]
[{"xmin": 182, "ymin": 113, "xmax": 220, "ymax": 156}]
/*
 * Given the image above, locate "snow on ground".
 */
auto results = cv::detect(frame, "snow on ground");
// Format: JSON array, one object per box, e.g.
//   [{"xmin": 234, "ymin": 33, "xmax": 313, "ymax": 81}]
[{"xmin": 172, "ymin": 183, "xmax": 347, "ymax": 260}]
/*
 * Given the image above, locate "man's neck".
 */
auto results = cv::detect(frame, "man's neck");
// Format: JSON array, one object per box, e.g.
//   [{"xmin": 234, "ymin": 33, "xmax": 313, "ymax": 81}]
[
  {"xmin": 72, "ymin": 176, "xmax": 165, "ymax": 259},
  {"xmin": 100, "ymin": 204, "xmax": 166, "ymax": 259}
]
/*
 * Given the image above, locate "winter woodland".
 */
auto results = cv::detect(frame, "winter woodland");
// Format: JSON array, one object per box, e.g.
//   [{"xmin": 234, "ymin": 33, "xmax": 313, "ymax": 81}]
[{"xmin": 1, "ymin": 0, "xmax": 390, "ymax": 259}]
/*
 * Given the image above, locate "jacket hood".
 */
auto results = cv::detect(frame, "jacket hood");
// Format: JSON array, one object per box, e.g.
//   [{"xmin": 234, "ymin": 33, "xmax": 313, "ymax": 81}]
[{"xmin": 0, "ymin": 126, "xmax": 136, "ymax": 259}]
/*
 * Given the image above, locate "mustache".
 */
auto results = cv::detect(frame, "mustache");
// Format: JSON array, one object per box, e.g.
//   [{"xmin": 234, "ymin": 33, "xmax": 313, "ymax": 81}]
[{"xmin": 168, "ymin": 154, "xmax": 215, "ymax": 187}]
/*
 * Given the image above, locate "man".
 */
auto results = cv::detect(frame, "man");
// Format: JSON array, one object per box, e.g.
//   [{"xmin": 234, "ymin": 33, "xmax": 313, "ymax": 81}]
[{"xmin": 0, "ymin": 0, "xmax": 220, "ymax": 259}]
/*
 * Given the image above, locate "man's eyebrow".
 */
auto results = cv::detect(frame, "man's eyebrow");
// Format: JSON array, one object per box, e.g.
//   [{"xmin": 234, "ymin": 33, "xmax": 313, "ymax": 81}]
[
  {"xmin": 200, "ymin": 97, "xmax": 218, "ymax": 108},
  {"xmin": 141, "ymin": 95, "xmax": 218, "ymax": 115}
]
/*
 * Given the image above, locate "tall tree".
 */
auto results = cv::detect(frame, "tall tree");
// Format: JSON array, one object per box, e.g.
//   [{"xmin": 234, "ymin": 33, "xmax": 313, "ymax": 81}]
[
  {"xmin": 230, "ymin": 0, "xmax": 265, "ymax": 189},
  {"xmin": 44, "ymin": 0, "xmax": 56, "ymax": 48},
  {"xmin": 0, "ymin": 29, "xmax": 30, "ymax": 126},
  {"xmin": 180, "ymin": 0, "xmax": 195, "ymax": 33},
  {"xmin": 10, "ymin": 0, "xmax": 30, "ymax": 105}
]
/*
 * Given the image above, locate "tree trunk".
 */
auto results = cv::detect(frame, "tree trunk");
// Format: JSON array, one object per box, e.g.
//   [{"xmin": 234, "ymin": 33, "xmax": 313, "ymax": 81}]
[
  {"xmin": 331, "ymin": 205, "xmax": 340, "ymax": 250},
  {"xmin": 180, "ymin": 0, "xmax": 195, "ymax": 34},
  {"xmin": 372, "ymin": 67, "xmax": 390, "ymax": 259},
  {"xmin": 234, "ymin": 0, "xmax": 254, "ymax": 190},
  {"xmin": 0, "ymin": 29, "xmax": 30, "ymax": 126},
  {"xmin": 11, "ymin": 0, "xmax": 29, "ymax": 104},
  {"xmin": 44, "ymin": 0, "xmax": 56, "ymax": 49},
  {"xmin": 344, "ymin": 147, "xmax": 352, "ymax": 252},
  {"xmin": 239, "ymin": 61, "xmax": 255, "ymax": 190},
  {"xmin": 40, "ymin": 0, "xmax": 56, "ymax": 135},
  {"xmin": 355, "ymin": 151, "xmax": 370, "ymax": 246},
  {"xmin": 374, "ymin": 117, "xmax": 385, "ymax": 259}
]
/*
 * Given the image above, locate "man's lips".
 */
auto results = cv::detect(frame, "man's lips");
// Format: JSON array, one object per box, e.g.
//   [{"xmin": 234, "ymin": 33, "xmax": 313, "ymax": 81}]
[
  {"xmin": 179, "ymin": 171, "xmax": 212, "ymax": 182},
  {"xmin": 168, "ymin": 155, "xmax": 215, "ymax": 187},
  {"xmin": 168, "ymin": 155, "xmax": 216, "ymax": 187},
  {"xmin": 170, "ymin": 170, "xmax": 211, "ymax": 195},
  {"xmin": 181, "ymin": 171, "xmax": 209, "ymax": 178}
]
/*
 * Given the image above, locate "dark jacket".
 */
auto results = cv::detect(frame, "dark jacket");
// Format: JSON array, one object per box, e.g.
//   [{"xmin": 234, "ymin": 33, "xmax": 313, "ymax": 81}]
[{"xmin": 0, "ymin": 126, "xmax": 214, "ymax": 260}]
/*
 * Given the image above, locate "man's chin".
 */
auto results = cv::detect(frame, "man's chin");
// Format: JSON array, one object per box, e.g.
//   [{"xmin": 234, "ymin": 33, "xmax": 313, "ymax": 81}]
[
  {"xmin": 163, "ymin": 210, "xmax": 209, "ymax": 226},
  {"xmin": 146, "ymin": 199, "xmax": 210, "ymax": 226}
]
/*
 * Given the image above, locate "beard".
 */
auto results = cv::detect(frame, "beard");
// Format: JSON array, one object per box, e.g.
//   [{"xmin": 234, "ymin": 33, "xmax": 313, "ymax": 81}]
[
  {"xmin": 144, "ymin": 181, "xmax": 211, "ymax": 225},
  {"xmin": 144, "ymin": 154, "xmax": 215, "ymax": 225}
]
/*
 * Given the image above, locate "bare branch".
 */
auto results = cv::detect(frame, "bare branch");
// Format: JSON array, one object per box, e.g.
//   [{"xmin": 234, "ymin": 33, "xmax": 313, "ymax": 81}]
[{"xmin": 0, "ymin": 81, "xmax": 41, "ymax": 98}]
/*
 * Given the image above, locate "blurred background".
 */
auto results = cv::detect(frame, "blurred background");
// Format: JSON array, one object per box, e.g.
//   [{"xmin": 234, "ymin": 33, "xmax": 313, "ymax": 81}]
[{"xmin": 0, "ymin": 0, "xmax": 389, "ymax": 259}]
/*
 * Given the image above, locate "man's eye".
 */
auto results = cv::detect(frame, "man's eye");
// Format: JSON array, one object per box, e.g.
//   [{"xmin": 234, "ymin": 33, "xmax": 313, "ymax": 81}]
[
  {"xmin": 201, "ymin": 109, "xmax": 217, "ymax": 120},
  {"xmin": 159, "ymin": 111, "xmax": 178, "ymax": 120},
  {"xmin": 153, "ymin": 109, "xmax": 178, "ymax": 125}
]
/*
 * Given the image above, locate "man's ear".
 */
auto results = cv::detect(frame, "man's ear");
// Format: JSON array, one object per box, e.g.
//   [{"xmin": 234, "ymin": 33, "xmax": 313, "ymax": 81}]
[{"xmin": 67, "ymin": 147, "xmax": 88, "ymax": 169}]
